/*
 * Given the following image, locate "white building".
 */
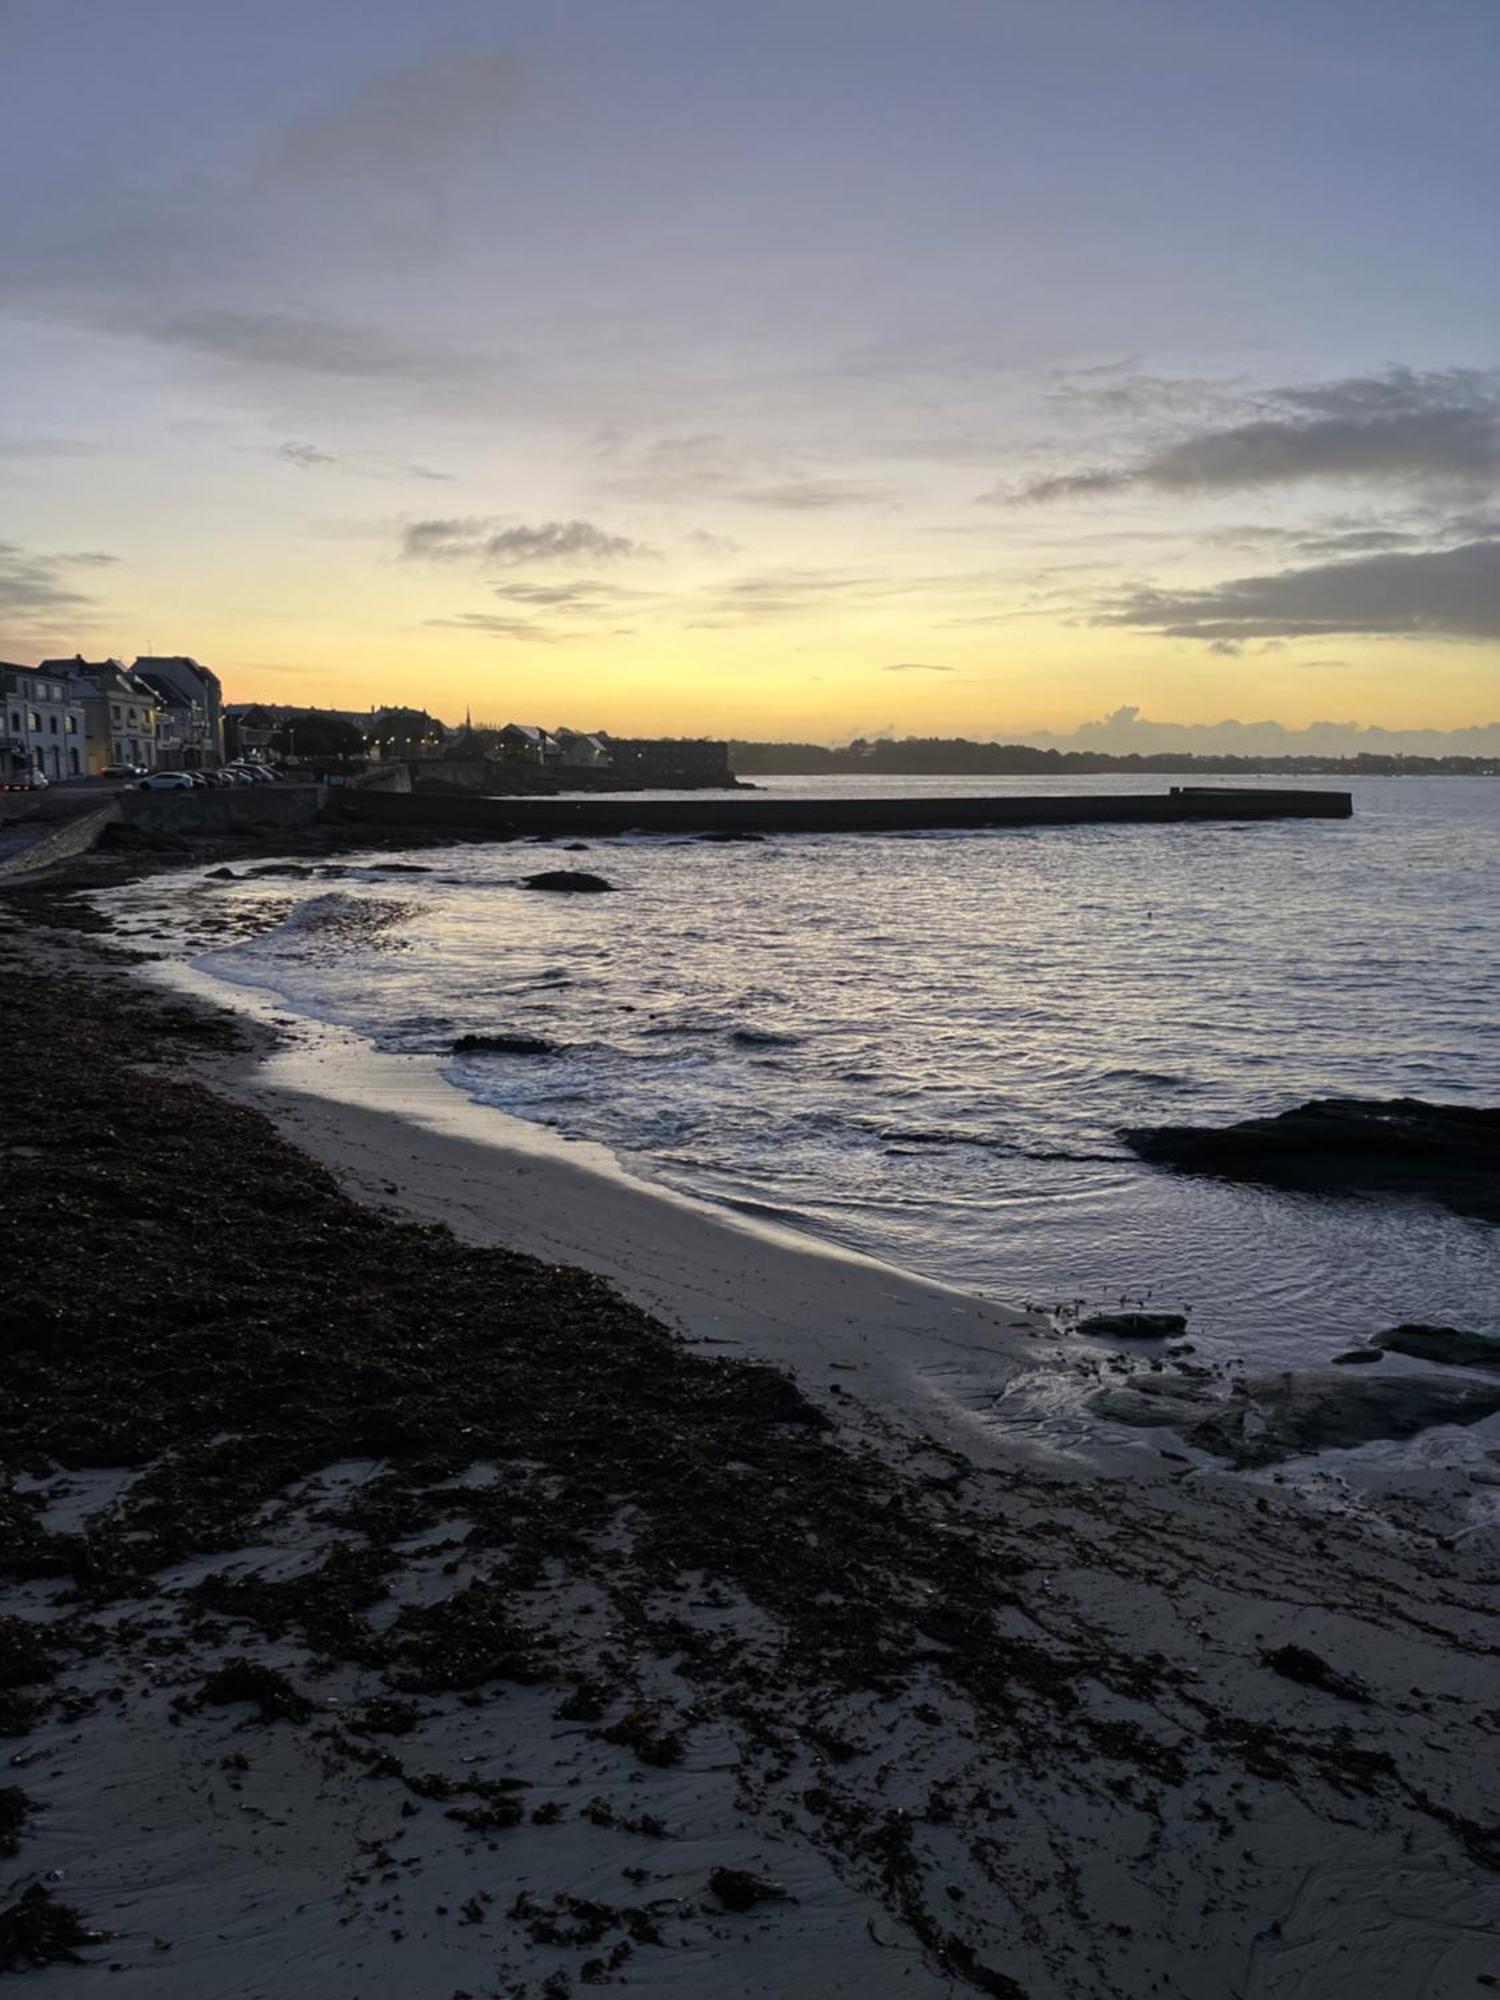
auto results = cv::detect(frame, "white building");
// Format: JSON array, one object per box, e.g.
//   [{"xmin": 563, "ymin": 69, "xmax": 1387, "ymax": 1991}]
[
  {"xmin": 41, "ymin": 656, "xmax": 161, "ymax": 773},
  {"xmin": 0, "ymin": 662, "xmax": 87, "ymax": 780}
]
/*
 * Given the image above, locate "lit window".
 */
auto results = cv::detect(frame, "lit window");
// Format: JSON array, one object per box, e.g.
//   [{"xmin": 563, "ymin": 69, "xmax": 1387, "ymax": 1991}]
[{"xmin": 28, "ymin": 711, "xmax": 39, "ymax": 731}]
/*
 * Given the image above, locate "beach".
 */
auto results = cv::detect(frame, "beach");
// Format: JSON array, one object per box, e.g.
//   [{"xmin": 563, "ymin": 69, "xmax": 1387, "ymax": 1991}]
[{"xmin": 4, "ymin": 846, "xmax": 1500, "ymax": 1997}]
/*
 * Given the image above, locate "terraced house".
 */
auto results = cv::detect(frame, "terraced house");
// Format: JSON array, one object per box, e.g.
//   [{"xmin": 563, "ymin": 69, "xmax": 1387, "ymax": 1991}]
[
  {"xmin": 40, "ymin": 656, "xmax": 160, "ymax": 773},
  {"xmin": 0, "ymin": 661, "xmax": 87, "ymax": 780},
  {"xmin": 132, "ymin": 655, "xmax": 224, "ymax": 768}
]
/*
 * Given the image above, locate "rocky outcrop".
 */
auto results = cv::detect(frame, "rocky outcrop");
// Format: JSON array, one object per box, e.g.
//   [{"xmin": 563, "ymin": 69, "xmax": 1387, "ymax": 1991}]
[
  {"xmin": 1091, "ymin": 1366, "xmax": 1500, "ymax": 1466},
  {"xmin": 452, "ymin": 1033, "xmax": 557, "ymax": 1057},
  {"xmin": 1374, "ymin": 1324, "xmax": 1500, "ymax": 1372},
  {"xmin": 520, "ymin": 870, "xmax": 615, "ymax": 894},
  {"xmin": 1123, "ymin": 1097, "xmax": 1500, "ymax": 1225},
  {"xmin": 1078, "ymin": 1312, "xmax": 1187, "ymax": 1340}
]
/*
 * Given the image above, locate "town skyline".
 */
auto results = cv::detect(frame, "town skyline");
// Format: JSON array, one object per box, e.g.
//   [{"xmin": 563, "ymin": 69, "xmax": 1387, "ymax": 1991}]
[{"xmin": 3, "ymin": 0, "xmax": 1498, "ymax": 741}]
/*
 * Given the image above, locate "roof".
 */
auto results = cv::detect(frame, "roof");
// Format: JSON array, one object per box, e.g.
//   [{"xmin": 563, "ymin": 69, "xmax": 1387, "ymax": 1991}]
[
  {"xmin": 135, "ymin": 671, "xmax": 200, "ymax": 710},
  {"xmin": 132, "ymin": 655, "xmax": 221, "ymax": 696}
]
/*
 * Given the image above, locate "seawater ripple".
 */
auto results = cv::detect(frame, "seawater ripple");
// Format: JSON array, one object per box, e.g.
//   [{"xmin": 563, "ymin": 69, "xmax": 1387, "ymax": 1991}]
[{"xmin": 117, "ymin": 774, "xmax": 1500, "ymax": 1376}]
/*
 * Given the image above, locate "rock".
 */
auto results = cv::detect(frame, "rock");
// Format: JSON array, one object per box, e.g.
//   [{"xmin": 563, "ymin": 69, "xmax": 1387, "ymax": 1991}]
[
  {"xmin": 452, "ymin": 1033, "xmax": 557, "ymax": 1057},
  {"xmin": 700, "ymin": 830, "xmax": 766, "ymax": 843},
  {"xmin": 198, "ymin": 1658, "xmax": 313, "ymax": 1724},
  {"xmin": 0, "ymin": 1884, "xmax": 110, "ymax": 1971},
  {"xmin": 1123, "ymin": 1097, "xmax": 1500, "ymax": 1226},
  {"xmin": 204, "ymin": 866, "xmax": 238, "ymax": 880},
  {"xmin": 1261, "ymin": 1644, "xmax": 1370, "ymax": 1704},
  {"xmin": 1374, "ymin": 1324, "xmax": 1500, "ymax": 1373},
  {"xmin": 519, "ymin": 870, "xmax": 615, "ymax": 894},
  {"xmin": 709, "ymin": 1867, "xmax": 787, "ymax": 1912},
  {"xmin": 0, "ymin": 1786, "xmax": 34, "ymax": 1859},
  {"xmin": 1330, "ymin": 1348, "xmax": 1383, "ymax": 1365},
  {"xmin": 1092, "ymin": 1367, "xmax": 1500, "ymax": 1466},
  {"xmin": 1078, "ymin": 1311, "xmax": 1187, "ymax": 1340}
]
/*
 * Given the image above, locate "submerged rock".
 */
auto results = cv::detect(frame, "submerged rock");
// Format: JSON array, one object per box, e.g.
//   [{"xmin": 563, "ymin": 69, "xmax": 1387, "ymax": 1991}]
[
  {"xmin": 1374, "ymin": 1324, "xmax": 1500, "ymax": 1373},
  {"xmin": 1123, "ymin": 1097, "xmax": 1500, "ymax": 1226},
  {"xmin": 1330, "ymin": 1348, "xmax": 1383, "ymax": 1366},
  {"xmin": 452, "ymin": 1032, "xmax": 557, "ymax": 1057},
  {"xmin": 1078, "ymin": 1311, "xmax": 1187, "ymax": 1340},
  {"xmin": 1092, "ymin": 1366, "xmax": 1500, "ymax": 1466},
  {"xmin": 519, "ymin": 870, "xmax": 615, "ymax": 894}
]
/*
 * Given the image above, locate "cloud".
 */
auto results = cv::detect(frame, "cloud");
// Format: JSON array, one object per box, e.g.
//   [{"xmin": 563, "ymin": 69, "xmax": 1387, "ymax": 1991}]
[
  {"xmin": 401, "ymin": 518, "xmax": 653, "ymax": 566},
  {"xmin": 0, "ymin": 542, "xmax": 114, "ymax": 621},
  {"xmin": 1008, "ymin": 368, "xmax": 1500, "ymax": 504},
  {"xmin": 143, "ymin": 307, "xmax": 480, "ymax": 381},
  {"xmin": 271, "ymin": 46, "xmax": 521, "ymax": 190},
  {"xmin": 0, "ymin": 437, "xmax": 101, "ymax": 461},
  {"xmin": 1031, "ymin": 704, "xmax": 1500, "ymax": 758},
  {"xmin": 1096, "ymin": 538, "xmax": 1500, "ymax": 643},
  {"xmin": 278, "ymin": 441, "xmax": 337, "ymax": 469},
  {"xmin": 682, "ymin": 529, "xmax": 740, "ymax": 558},
  {"xmin": 491, "ymin": 579, "xmax": 652, "ymax": 613},
  {"xmin": 882, "ymin": 661, "xmax": 952, "ymax": 673},
  {"xmin": 735, "ymin": 479, "xmax": 886, "ymax": 510},
  {"xmin": 423, "ymin": 611, "xmax": 572, "ymax": 643},
  {"xmin": 692, "ymin": 568, "xmax": 894, "ymax": 626},
  {"xmin": 600, "ymin": 433, "xmax": 749, "ymax": 502}
]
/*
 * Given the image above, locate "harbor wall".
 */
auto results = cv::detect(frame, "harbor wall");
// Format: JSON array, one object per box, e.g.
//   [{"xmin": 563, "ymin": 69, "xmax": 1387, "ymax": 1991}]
[{"xmin": 332, "ymin": 786, "xmax": 1353, "ymax": 841}]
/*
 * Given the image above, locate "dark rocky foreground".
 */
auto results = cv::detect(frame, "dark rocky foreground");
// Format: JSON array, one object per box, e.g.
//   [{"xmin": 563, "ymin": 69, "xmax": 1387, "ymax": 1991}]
[
  {"xmin": 1124, "ymin": 1096, "xmax": 1500, "ymax": 1226},
  {"xmin": 5, "ymin": 887, "xmax": 1500, "ymax": 1994}
]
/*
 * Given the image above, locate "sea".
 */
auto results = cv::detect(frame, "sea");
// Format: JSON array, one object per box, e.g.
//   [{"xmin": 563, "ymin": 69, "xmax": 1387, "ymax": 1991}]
[{"xmin": 112, "ymin": 774, "xmax": 1500, "ymax": 1379}]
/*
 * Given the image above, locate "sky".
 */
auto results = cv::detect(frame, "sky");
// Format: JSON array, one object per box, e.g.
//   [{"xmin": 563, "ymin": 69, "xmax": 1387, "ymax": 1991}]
[{"xmin": 2, "ymin": 0, "xmax": 1498, "ymax": 748}]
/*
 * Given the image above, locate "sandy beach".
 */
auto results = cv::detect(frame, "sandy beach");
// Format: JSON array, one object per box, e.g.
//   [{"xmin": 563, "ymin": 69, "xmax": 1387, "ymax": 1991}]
[{"xmin": 4, "ymin": 867, "xmax": 1500, "ymax": 1997}]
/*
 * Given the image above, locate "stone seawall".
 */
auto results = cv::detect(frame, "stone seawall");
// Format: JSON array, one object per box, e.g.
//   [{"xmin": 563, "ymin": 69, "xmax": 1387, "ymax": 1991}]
[
  {"xmin": 334, "ymin": 786, "xmax": 1353, "ymax": 842},
  {"xmin": 120, "ymin": 782, "xmax": 329, "ymax": 835}
]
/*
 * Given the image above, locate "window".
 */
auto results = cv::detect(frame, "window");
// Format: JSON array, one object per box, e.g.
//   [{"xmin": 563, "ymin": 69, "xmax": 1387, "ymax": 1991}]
[
  {"xmin": 65, "ymin": 716, "xmax": 77, "ymax": 733},
  {"xmin": 48, "ymin": 716, "xmax": 58, "ymax": 734},
  {"xmin": 27, "ymin": 711, "xmax": 39, "ymax": 731},
  {"xmin": 8, "ymin": 713, "xmax": 18, "ymax": 735},
  {"xmin": 112, "ymin": 706, "xmax": 122, "ymax": 722}
]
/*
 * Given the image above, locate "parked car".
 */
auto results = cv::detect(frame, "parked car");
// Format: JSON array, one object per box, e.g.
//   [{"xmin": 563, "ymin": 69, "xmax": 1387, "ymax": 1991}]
[
  {"xmin": 0, "ymin": 768, "xmax": 48, "ymax": 793},
  {"xmin": 101, "ymin": 764, "xmax": 145, "ymax": 780},
  {"xmin": 137, "ymin": 771, "xmax": 195, "ymax": 792}
]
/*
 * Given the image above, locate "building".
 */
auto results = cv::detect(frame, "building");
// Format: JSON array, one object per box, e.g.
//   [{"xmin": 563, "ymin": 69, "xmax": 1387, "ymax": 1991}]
[
  {"xmin": 131, "ymin": 656, "xmax": 224, "ymax": 767},
  {"xmin": 41, "ymin": 656, "xmax": 161, "ymax": 773},
  {"xmin": 0, "ymin": 663, "xmax": 88, "ymax": 780},
  {"xmin": 499, "ymin": 723, "xmax": 557, "ymax": 765},
  {"xmin": 223, "ymin": 702, "xmax": 280, "ymax": 761},
  {"xmin": 603, "ymin": 737, "xmax": 733, "ymax": 786},
  {"xmin": 553, "ymin": 728, "xmax": 611, "ymax": 770}
]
